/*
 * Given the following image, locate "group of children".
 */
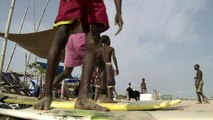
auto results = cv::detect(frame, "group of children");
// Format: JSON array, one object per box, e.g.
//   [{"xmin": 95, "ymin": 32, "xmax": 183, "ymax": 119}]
[{"xmin": 33, "ymin": 0, "xmax": 123, "ymax": 111}]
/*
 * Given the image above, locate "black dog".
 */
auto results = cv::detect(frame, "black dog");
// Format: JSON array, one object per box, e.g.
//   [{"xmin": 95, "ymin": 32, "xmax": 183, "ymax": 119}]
[{"xmin": 127, "ymin": 87, "xmax": 140, "ymax": 101}]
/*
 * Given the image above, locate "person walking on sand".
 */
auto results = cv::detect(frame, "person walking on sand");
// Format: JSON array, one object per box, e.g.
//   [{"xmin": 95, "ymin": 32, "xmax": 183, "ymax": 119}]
[
  {"xmin": 194, "ymin": 64, "xmax": 209, "ymax": 104},
  {"xmin": 33, "ymin": 0, "xmax": 123, "ymax": 111}
]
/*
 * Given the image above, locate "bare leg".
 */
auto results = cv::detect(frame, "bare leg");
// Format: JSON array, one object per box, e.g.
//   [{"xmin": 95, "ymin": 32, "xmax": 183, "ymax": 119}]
[
  {"xmin": 97, "ymin": 59, "xmax": 109, "ymax": 103},
  {"xmin": 105, "ymin": 87, "xmax": 116, "ymax": 103},
  {"xmin": 196, "ymin": 92, "xmax": 202, "ymax": 103},
  {"xmin": 74, "ymin": 25, "xmax": 109, "ymax": 111},
  {"xmin": 53, "ymin": 67, "xmax": 74, "ymax": 88},
  {"xmin": 33, "ymin": 25, "xmax": 70, "ymax": 110},
  {"xmin": 113, "ymin": 87, "xmax": 117, "ymax": 97},
  {"xmin": 200, "ymin": 91, "xmax": 209, "ymax": 103},
  {"xmin": 107, "ymin": 87, "xmax": 113, "ymax": 100},
  {"xmin": 94, "ymin": 87, "xmax": 100, "ymax": 102}
]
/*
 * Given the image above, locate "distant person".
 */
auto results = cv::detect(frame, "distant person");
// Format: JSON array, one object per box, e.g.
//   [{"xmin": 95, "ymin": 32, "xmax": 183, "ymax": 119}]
[
  {"xmin": 194, "ymin": 64, "xmax": 209, "ymax": 103},
  {"xmin": 126, "ymin": 82, "xmax": 132, "ymax": 100},
  {"xmin": 91, "ymin": 67, "xmax": 98, "ymax": 101},
  {"xmin": 140, "ymin": 78, "xmax": 147, "ymax": 94}
]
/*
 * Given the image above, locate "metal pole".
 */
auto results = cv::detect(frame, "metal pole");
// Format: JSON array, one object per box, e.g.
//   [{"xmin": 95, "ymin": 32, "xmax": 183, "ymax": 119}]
[
  {"xmin": 5, "ymin": 1, "xmax": 30, "ymax": 72},
  {"xmin": 0, "ymin": 0, "xmax": 16, "ymax": 82},
  {"xmin": 36, "ymin": 0, "xmax": 49, "ymax": 32},
  {"xmin": 33, "ymin": 0, "xmax": 36, "ymax": 32},
  {"xmin": 25, "ymin": 53, "xmax": 27, "ymax": 70},
  {"xmin": 23, "ymin": 53, "xmax": 31, "ymax": 84},
  {"xmin": 34, "ymin": 57, "xmax": 37, "ymax": 80}
]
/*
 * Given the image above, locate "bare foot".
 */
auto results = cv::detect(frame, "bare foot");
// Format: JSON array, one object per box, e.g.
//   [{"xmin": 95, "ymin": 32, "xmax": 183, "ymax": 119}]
[
  {"xmin": 99, "ymin": 94, "xmax": 116, "ymax": 103},
  {"xmin": 33, "ymin": 96, "xmax": 52, "ymax": 110},
  {"xmin": 74, "ymin": 98, "xmax": 110, "ymax": 111}
]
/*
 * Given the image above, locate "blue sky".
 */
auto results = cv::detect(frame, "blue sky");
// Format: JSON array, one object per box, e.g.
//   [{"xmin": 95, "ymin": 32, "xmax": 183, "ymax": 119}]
[{"xmin": 0, "ymin": 0, "xmax": 213, "ymax": 99}]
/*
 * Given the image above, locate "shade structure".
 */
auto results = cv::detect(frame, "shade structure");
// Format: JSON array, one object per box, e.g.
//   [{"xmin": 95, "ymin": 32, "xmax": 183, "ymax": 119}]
[{"xmin": 0, "ymin": 29, "xmax": 65, "ymax": 62}]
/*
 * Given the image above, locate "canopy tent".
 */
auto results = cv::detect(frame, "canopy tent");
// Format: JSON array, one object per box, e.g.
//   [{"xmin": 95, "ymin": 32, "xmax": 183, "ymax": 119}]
[{"xmin": 0, "ymin": 29, "xmax": 65, "ymax": 62}]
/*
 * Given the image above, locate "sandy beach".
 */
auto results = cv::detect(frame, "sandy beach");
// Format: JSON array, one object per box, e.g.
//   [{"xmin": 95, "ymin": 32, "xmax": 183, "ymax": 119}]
[{"xmin": 118, "ymin": 100, "xmax": 213, "ymax": 120}]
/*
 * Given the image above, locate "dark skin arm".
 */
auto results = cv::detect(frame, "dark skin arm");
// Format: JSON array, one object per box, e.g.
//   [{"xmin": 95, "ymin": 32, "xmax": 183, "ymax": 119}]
[
  {"xmin": 112, "ymin": 48, "xmax": 119, "ymax": 75},
  {"xmin": 114, "ymin": 0, "xmax": 123, "ymax": 36}
]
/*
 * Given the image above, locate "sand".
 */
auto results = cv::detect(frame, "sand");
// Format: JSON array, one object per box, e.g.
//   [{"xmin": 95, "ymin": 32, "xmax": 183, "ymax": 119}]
[
  {"xmin": 133, "ymin": 100, "xmax": 213, "ymax": 120},
  {"xmin": 97, "ymin": 100, "xmax": 213, "ymax": 120}
]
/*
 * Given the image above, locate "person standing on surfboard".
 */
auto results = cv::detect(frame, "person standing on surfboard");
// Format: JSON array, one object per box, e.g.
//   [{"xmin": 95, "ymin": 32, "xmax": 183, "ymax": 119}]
[
  {"xmin": 140, "ymin": 78, "xmax": 147, "ymax": 94},
  {"xmin": 194, "ymin": 64, "xmax": 209, "ymax": 104},
  {"xmin": 94, "ymin": 35, "xmax": 119, "ymax": 103},
  {"xmin": 126, "ymin": 82, "xmax": 132, "ymax": 100},
  {"xmin": 33, "ymin": 0, "xmax": 123, "ymax": 111}
]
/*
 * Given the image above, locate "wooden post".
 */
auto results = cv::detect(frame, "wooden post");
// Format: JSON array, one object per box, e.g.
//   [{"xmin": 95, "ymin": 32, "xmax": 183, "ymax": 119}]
[{"xmin": 0, "ymin": 0, "xmax": 16, "ymax": 82}]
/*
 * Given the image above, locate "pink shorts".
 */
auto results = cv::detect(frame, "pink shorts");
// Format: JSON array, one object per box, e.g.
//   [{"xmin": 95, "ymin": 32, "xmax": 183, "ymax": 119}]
[
  {"xmin": 55, "ymin": 0, "xmax": 109, "ymax": 32},
  {"xmin": 64, "ymin": 33, "xmax": 86, "ymax": 67}
]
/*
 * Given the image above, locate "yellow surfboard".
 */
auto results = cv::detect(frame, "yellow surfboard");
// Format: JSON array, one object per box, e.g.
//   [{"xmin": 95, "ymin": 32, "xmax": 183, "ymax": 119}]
[{"xmin": 4, "ymin": 99, "xmax": 181, "ymax": 111}]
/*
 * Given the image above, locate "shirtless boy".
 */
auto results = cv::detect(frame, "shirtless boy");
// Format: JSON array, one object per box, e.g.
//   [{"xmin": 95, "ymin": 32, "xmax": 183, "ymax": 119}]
[
  {"xmin": 194, "ymin": 64, "xmax": 209, "ymax": 104},
  {"xmin": 94, "ymin": 35, "xmax": 119, "ymax": 102}
]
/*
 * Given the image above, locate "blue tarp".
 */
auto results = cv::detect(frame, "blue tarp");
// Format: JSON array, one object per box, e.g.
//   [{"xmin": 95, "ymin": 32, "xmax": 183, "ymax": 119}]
[
  {"xmin": 37, "ymin": 62, "xmax": 79, "ymax": 83},
  {"xmin": 37, "ymin": 62, "xmax": 64, "ymax": 75},
  {"xmin": 65, "ymin": 78, "xmax": 80, "ymax": 83}
]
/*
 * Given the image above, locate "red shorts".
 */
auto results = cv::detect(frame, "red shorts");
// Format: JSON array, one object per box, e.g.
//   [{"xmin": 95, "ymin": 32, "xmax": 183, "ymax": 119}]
[{"xmin": 55, "ymin": 0, "xmax": 109, "ymax": 32}]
